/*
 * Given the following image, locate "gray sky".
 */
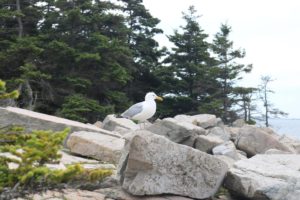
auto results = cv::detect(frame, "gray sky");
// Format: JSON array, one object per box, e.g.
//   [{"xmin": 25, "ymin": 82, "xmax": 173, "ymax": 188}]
[{"xmin": 143, "ymin": 0, "xmax": 300, "ymax": 119}]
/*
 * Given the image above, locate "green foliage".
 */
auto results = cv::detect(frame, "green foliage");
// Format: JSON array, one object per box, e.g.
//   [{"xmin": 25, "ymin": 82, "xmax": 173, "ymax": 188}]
[
  {"xmin": 0, "ymin": 126, "xmax": 112, "ymax": 192},
  {"xmin": 58, "ymin": 94, "xmax": 113, "ymax": 123},
  {"xmin": 0, "ymin": 80, "xmax": 19, "ymax": 99},
  {"xmin": 211, "ymin": 24, "xmax": 253, "ymax": 123},
  {"xmin": 157, "ymin": 96, "xmax": 197, "ymax": 118},
  {"xmin": 0, "ymin": 0, "xmax": 267, "ymax": 124}
]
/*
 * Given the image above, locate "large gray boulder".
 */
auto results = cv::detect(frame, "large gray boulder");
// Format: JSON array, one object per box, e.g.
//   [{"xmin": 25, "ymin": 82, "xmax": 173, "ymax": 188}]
[
  {"xmin": 118, "ymin": 130, "xmax": 228, "ymax": 199},
  {"xmin": 66, "ymin": 131, "xmax": 125, "ymax": 164},
  {"xmin": 102, "ymin": 114, "xmax": 139, "ymax": 134},
  {"xmin": 235, "ymin": 126, "xmax": 292, "ymax": 156},
  {"xmin": 146, "ymin": 118, "xmax": 206, "ymax": 145},
  {"xmin": 224, "ymin": 154, "xmax": 300, "ymax": 200}
]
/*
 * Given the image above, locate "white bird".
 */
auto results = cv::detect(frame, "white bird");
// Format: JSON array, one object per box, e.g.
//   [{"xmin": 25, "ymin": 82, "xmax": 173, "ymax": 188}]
[{"xmin": 121, "ymin": 92, "xmax": 163, "ymax": 122}]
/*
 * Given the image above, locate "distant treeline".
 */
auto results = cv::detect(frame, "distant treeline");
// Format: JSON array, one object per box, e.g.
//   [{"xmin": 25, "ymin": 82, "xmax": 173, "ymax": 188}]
[{"xmin": 0, "ymin": 0, "xmax": 257, "ymax": 123}]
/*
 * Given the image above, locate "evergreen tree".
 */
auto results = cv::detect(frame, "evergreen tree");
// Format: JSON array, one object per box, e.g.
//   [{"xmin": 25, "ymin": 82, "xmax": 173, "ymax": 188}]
[
  {"xmin": 259, "ymin": 75, "xmax": 287, "ymax": 127},
  {"xmin": 120, "ymin": 0, "xmax": 164, "ymax": 100},
  {"xmin": 0, "ymin": 0, "xmax": 48, "ymax": 110},
  {"xmin": 233, "ymin": 86, "xmax": 257, "ymax": 124},
  {"xmin": 211, "ymin": 24, "xmax": 252, "ymax": 123},
  {"xmin": 163, "ymin": 6, "xmax": 216, "ymax": 114},
  {"xmin": 38, "ymin": 0, "xmax": 133, "ymax": 120}
]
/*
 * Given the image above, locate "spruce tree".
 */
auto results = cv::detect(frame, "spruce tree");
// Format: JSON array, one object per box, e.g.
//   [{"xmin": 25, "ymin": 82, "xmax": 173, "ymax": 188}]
[
  {"xmin": 120, "ymin": 0, "xmax": 164, "ymax": 100},
  {"xmin": 163, "ymin": 6, "xmax": 216, "ymax": 114},
  {"xmin": 211, "ymin": 24, "xmax": 252, "ymax": 123}
]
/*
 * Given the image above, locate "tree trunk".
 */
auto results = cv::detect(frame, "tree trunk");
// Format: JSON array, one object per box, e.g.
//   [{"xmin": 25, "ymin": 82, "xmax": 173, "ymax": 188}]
[{"xmin": 16, "ymin": 0, "xmax": 23, "ymax": 37}]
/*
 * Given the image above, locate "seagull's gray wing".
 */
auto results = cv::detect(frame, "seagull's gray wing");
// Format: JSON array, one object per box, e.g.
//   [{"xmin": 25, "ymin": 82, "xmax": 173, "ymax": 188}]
[{"xmin": 121, "ymin": 102, "xmax": 144, "ymax": 119}]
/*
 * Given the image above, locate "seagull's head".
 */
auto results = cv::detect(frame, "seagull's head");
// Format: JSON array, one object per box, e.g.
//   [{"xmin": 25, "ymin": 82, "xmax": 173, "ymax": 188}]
[{"xmin": 145, "ymin": 92, "xmax": 163, "ymax": 102}]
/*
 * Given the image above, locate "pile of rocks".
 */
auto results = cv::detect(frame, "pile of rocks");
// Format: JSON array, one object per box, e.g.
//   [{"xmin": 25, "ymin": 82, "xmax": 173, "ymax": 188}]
[{"xmin": 1, "ymin": 107, "xmax": 300, "ymax": 200}]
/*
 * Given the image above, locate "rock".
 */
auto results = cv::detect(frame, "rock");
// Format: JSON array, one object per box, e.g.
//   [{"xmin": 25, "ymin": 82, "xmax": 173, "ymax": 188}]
[
  {"xmin": 118, "ymin": 130, "xmax": 228, "ymax": 199},
  {"xmin": 102, "ymin": 114, "xmax": 139, "ymax": 134},
  {"xmin": 232, "ymin": 119, "xmax": 246, "ymax": 127},
  {"xmin": 0, "ymin": 152, "xmax": 22, "ymax": 170},
  {"xmin": 214, "ymin": 155, "xmax": 236, "ymax": 168},
  {"xmin": 208, "ymin": 127, "xmax": 231, "ymax": 141},
  {"xmin": 264, "ymin": 148, "xmax": 292, "ymax": 154},
  {"xmin": 224, "ymin": 127, "xmax": 240, "ymax": 141},
  {"xmin": 66, "ymin": 131, "xmax": 125, "ymax": 164},
  {"xmin": 224, "ymin": 154, "xmax": 300, "ymax": 200},
  {"xmin": 16, "ymin": 189, "xmax": 106, "ymax": 200},
  {"xmin": 174, "ymin": 114, "xmax": 219, "ymax": 128},
  {"xmin": 236, "ymin": 150, "xmax": 248, "ymax": 159},
  {"xmin": 59, "ymin": 150, "xmax": 100, "ymax": 165},
  {"xmin": 194, "ymin": 135, "xmax": 224, "ymax": 153},
  {"xmin": 212, "ymin": 141, "xmax": 240, "ymax": 160},
  {"xmin": 93, "ymin": 121, "xmax": 102, "ymax": 128},
  {"xmin": 275, "ymin": 134, "xmax": 300, "ymax": 153},
  {"xmin": 0, "ymin": 106, "xmax": 120, "ymax": 138},
  {"xmin": 97, "ymin": 187, "xmax": 194, "ymax": 200},
  {"xmin": 235, "ymin": 126, "xmax": 292, "ymax": 156},
  {"xmin": 146, "ymin": 117, "xmax": 206, "ymax": 145}
]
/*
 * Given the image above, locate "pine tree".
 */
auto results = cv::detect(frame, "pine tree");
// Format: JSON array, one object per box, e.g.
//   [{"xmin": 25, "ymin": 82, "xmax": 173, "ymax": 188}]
[
  {"xmin": 37, "ymin": 0, "xmax": 133, "ymax": 120},
  {"xmin": 233, "ymin": 86, "xmax": 258, "ymax": 124},
  {"xmin": 211, "ymin": 24, "xmax": 252, "ymax": 123},
  {"xmin": 258, "ymin": 75, "xmax": 287, "ymax": 127},
  {"xmin": 163, "ymin": 6, "xmax": 216, "ymax": 115},
  {"xmin": 120, "ymin": 0, "xmax": 164, "ymax": 100}
]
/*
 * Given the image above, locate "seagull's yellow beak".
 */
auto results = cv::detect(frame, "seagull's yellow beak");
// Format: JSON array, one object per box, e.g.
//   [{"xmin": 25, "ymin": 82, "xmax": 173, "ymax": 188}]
[{"xmin": 155, "ymin": 96, "xmax": 163, "ymax": 101}]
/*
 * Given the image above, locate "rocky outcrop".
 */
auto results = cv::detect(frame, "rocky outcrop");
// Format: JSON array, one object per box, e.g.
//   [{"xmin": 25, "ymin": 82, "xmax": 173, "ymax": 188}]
[
  {"xmin": 118, "ymin": 130, "xmax": 228, "ymax": 199},
  {"xmin": 101, "ymin": 114, "xmax": 139, "ymax": 134},
  {"xmin": 224, "ymin": 154, "xmax": 300, "ymax": 200},
  {"xmin": 146, "ymin": 117, "xmax": 206, "ymax": 145},
  {"xmin": 66, "ymin": 131, "xmax": 125, "ymax": 164},
  {"xmin": 17, "ymin": 187, "xmax": 196, "ymax": 200},
  {"xmin": 212, "ymin": 141, "xmax": 240, "ymax": 160},
  {"xmin": 3, "ymin": 106, "xmax": 300, "ymax": 200},
  {"xmin": 0, "ymin": 106, "xmax": 120, "ymax": 137},
  {"xmin": 207, "ymin": 126, "xmax": 231, "ymax": 141},
  {"xmin": 194, "ymin": 135, "xmax": 224, "ymax": 153},
  {"xmin": 174, "ymin": 114, "xmax": 221, "ymax": 128},
  {"xmin": 235, "ymin": 125, "xmax": 292, "ymax": 156}
]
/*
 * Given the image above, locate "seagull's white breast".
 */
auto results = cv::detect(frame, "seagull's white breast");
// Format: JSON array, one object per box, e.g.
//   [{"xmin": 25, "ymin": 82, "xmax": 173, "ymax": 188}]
[{"xmin": 132, "ymin": 100, "xmax": 156, "ymax": 121}]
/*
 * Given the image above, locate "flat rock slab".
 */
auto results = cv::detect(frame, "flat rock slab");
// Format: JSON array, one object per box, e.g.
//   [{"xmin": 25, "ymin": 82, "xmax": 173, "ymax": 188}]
[
  {"xmin": 119, "ymin": 130, "xmax": 228, "ymax": 199},
  {"xmin": 97, "ymin": 187, "xmax": 194, "ymax": 200},
  {"xmin": 224, "ymin": 154, "xmax": 300, "ymax": 200},
  {"xmin": 0, "ymin": 106, "xmax": 120, "ymax": 138},
  {"xmin": 66, "ymin": 131, "xmax": 125, "ymax": 164},
  {"xmin": 14, "ymin": 189, "xmax": 106, "ymax": 200}
]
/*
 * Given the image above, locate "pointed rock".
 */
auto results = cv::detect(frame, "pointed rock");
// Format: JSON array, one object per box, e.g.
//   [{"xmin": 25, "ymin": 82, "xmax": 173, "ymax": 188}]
[{"xmin": 118, "ymin": 130, "xmax": 228, "ymax": 199}]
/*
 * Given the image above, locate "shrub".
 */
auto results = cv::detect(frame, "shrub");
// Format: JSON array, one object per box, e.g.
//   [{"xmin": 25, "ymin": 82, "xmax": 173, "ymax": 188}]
[{"xmin": 0, "ymin": 126, "xmax": 112, "ymax": 194}]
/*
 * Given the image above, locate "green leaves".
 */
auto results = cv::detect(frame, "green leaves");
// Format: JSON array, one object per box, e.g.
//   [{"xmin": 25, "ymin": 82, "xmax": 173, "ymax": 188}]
[
  {"xmin": 58, "ymin": 94, "xmax": 113, "ymax": 123},
  {"xmin": 0, "ymin": 80, "xmax": 19, "ymax": 100},
  {"xmin": 0, "ymin": 126, "xmax": 112, "ymax": 192}
]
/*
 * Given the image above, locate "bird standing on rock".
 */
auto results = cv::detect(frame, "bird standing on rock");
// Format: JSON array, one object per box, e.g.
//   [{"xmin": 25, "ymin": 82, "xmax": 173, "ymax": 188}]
[{"xmin": 121, "ymin": 92, "xmax": 163, "ymax": 123}]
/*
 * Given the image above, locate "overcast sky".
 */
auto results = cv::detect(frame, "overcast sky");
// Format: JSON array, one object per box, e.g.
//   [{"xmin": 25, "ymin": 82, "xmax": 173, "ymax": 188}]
[{"xmin": 143, "ymin": 0, "xmax": 300, "ymax": 119}]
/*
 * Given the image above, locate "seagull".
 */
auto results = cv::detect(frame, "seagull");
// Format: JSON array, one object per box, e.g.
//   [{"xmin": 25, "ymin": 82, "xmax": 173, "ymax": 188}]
[{"xmin": 121, "ymin": 92, "xmax": 163, "ymax": 122}]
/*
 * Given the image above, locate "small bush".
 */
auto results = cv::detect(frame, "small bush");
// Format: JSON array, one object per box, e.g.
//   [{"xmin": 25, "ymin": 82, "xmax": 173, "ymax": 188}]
[{"xmin": 0, "ymin": 126, "xmax": 113, "ymax": 195}]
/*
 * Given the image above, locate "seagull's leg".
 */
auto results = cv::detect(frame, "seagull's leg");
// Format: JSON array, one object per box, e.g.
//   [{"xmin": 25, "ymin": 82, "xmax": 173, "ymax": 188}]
[{"xmin": 138, "ymin": 122, "xmax": 146, "ymax": 130}]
